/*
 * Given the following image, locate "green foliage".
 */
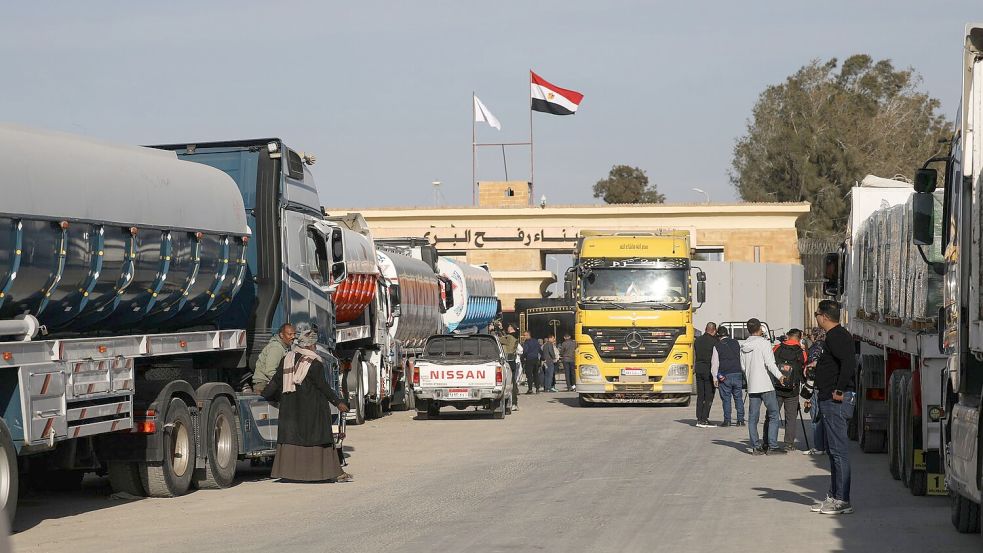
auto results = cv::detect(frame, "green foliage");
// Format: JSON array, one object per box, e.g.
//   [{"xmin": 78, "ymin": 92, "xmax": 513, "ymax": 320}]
[
  {"xmin": 731, "ymin": 55, "xmax": 951, "ymax": 237},
  {"xmin": 593, "ymin": 165, "xmax": 666, "ymax": 204}
]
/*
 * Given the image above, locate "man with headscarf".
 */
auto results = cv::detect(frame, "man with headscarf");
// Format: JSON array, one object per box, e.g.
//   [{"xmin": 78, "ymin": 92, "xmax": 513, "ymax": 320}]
[{"xmin": 261, "ymin": 322, "xmax": 352, "ymax": 482}]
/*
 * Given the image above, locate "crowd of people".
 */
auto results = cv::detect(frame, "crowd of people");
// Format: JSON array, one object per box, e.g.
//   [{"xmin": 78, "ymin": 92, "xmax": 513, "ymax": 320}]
[
  {"xmin": 493, "ymin": 324, "xmax": 577, "ymax": 403},
  {"xmin": 693, "ymin": 300, "xmax": 857, "ymax": 515}
]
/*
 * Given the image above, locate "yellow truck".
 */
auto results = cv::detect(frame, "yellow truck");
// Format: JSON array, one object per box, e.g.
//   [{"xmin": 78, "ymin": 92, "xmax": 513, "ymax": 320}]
[{"xmin": 568, "ymin": 231, "xmax": 706, "ymax": 406}]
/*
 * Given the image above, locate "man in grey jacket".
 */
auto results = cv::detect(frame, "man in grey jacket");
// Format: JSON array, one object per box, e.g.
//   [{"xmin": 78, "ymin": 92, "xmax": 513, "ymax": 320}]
[
  {"xmin": 559, "ymin": 333, "xmax": 577, "ymax": 391},
  {"xmin": 740, "ymin": 318, "xmax": 787, "ymax": 455},
  {"xmin": 252, "ymin": 323, "xmax": 295, "ymax": 394}
]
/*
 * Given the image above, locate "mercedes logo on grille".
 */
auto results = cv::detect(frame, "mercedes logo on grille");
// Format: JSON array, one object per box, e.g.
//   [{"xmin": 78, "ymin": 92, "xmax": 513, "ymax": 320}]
[{"xmin": 625, "ymin": 331, "xmax": 644, "ymax": 350}]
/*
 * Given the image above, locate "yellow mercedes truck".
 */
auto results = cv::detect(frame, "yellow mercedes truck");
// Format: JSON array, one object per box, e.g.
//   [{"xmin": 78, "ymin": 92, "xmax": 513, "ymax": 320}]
[{"xmin": 568, "ymin": 231, "xmax": 705, "ymax": 406}]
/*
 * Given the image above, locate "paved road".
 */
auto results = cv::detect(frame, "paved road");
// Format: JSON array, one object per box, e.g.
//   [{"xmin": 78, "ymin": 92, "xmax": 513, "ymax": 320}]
[{"xmin": 10, "ymin": 392, "xmax": 979, "ymax": 553}]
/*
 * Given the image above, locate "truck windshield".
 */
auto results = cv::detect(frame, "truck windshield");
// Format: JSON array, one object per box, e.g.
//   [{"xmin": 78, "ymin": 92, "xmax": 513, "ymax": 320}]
[
  {"xmin": 423, "ymin": 336, "xmax": 500, "ymax": 362},
  {"xmin": 581, "ymin": 268, "xmax": 689, "ymax": 308}
]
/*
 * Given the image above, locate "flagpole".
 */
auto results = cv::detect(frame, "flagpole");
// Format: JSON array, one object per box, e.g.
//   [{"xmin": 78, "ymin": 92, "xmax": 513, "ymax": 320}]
[
  {"xmin": 529, "ymin": 71, "xmax": 534, "ymax": 191},
  {"xmin": 472, "ymin": 91, "xmax": 477, "ymax": 206}
]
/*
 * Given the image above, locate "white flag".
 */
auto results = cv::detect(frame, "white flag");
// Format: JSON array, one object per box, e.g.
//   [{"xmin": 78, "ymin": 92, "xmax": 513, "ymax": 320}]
[{"xmin": 473, "ymin": 95, "xmax": 502, "ymax": 130}]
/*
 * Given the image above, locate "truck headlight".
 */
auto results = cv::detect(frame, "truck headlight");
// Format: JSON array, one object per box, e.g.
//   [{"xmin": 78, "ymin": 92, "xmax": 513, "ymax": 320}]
[
  {"xmin": 665, "ymin": 364, "xmax": 689, "ymax": 383},
  {"xmin": 579, "ymin": 364, "xmax": 600, "ymax": 381}
]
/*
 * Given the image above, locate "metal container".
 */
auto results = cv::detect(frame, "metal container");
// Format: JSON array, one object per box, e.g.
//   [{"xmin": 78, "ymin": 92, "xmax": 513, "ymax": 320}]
[
  {"xmin": 377, "ymin": 250, "xmax": 443, "ymax": 347},
  {"xmin": 437, "ymin": 257, "xmax": 497, "ymax": 332},
  {"xmin": 331, "ymin": 227, "xmax": 379, "ymax": 324},
  {"xmin": 0, "ymin": 125, "xmax": 251, "ymax": 334}
]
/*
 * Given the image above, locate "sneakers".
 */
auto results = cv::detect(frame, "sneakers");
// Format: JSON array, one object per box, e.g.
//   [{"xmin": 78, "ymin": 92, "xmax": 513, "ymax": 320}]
[
  {"xmin": 721, "ymin": 421, "xmax": 731, "ymax": 427},
  {"xmin": 525, "ymin": 390, "xmax": 533, "ymax": 395},
  {"xmin": 783, "ymin": 443, "xmax": 796, "ymax": 452},
  {"xmin": 811, "ymin": 496, "xmax": 833, "ymax": 512},
  {"xmin": 696, "ymin": 420, "xmax": 717, "ymax": 428},
  {"xmin": 819, "ymin": 499, "xmax": 854, "ymax": 515},
  {"xmin": 802, "ymin": 448, "xmax": 824, "ymax": 455},
  {"xmin": 736, "ymin": 421, "xmax": 746, "ymax": 427},
  {"xmin": 571, "ymin": 385, "xmax": 577, "ymax": 391},
  {"xmin": 767, "ymin": 447, "xmax": 787, "ymax": 455},
  {"xmin": 548, "ymin": 387, "xmax": 558, "ymax": 392},
  {"xmin": 749, "ymin": 446, "xmax": 766, "ymax": 456}
]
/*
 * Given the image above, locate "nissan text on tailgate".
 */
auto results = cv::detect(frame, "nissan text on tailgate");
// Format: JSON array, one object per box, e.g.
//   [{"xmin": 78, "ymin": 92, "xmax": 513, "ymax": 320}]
[{"xmin": 413, "ymin": 334, "xmax": 513, "ymax": 420}]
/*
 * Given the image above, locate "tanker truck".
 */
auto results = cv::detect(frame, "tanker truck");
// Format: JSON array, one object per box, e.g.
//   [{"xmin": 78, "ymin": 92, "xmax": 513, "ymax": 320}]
[{"xmin": 0, "ymin": 125, "xmax": 346, "ymax": 524}]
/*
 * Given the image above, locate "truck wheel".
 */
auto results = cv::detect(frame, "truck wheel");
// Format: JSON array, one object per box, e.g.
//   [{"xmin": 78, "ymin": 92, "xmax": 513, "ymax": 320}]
[
  {"xmin": 196, "ymin": 397, "xmax": 238, "ymax": 490},
  {"xmin": 909, "ymin": 470, "xmax": 928, "ymax": 496},
  {"xmin": 950, "ymin": 492, "xmax": 981, "ymax": 533},
  {"xmin": 0, "ymin": 419, "xmax": 18, "ymax": 526},
  {"xmin": 108, "ymin": 462, "xmax": 145, "ymax": 497},
  {"xmin": 365, "ymin": 399, "xmax": 383, "ymax": 420},
  {"xmin": 141, "ymin": 398, "xmax": 196, "ymax": 498},
  {"xmin": 900, "ymin": 375, "xmax": 914, "ymax": 489},
  {"xmin": 888, "ymin": 373, "xmax": 902, "ymax": 480},
  {"xmin": 861, "ymin": 431, "xmax": 886, "ymax": 454}
]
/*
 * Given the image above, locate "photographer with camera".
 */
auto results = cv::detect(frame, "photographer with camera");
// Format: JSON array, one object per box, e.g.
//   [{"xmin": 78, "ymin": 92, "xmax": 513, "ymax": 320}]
[
  {"xmin": 772, "ymin": 329, "xmax": 807, "ymax": 451},
  {"xmin": 801, "ymin": 328, "xmax": 827, "ymax": 455}
]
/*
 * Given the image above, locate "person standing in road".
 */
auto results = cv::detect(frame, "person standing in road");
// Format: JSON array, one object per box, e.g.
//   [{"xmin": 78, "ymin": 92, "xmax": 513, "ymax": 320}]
[
  {"xmin": 802, "ymin": 328, "xmax": 827, "ymax": 455},
  {"xmin": 773, "ymin": 329, "xmax": 807, "ymax": 451},
  {"xmin": 261, "ymin": 323, "xmax": 352, "ymax": 482},
  {"xmin": 740, "ymin": 318, "xmax": 787, "ymax": 455},
  {"xmin": 811, "ymin": 300, "xmax": 856, "ymax": 515},
  {"xmin": 543, "ymin": 335, "xmax": 560, "ymax": 392},
  {"xmin": 694, "ymin": 322, "xmax": 719, "ymax": 427},
  {"xmin": 252, "ymin": 323, "xmax": 295, "ymax": 394},
  {"xmin": 710, "ymin": 326, "xmax": 745, "ymax": 427},
  {"xmin": 560, "ymin": 333, "xmax": 577, "ymax": 391},
  {"xmin": 521, "ymin": 331, "xmax": 543, "ymax": 394},
  {"xmin": 497, "ymin": 324, "xmax": 520, "ymax": 411}
]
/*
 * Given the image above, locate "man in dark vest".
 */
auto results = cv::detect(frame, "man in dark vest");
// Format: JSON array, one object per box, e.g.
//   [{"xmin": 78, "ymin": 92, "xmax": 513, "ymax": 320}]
[
  {"xmin": 773, "ymin": 329, "xmax": 807, "ymax": 451},
  {"xmin": 711, "ymin": 326, "xmax": 745, "ymax": 427},
  {"xmin": 693, "ymin": 322, "xmax": 719, "ymax": 427}
]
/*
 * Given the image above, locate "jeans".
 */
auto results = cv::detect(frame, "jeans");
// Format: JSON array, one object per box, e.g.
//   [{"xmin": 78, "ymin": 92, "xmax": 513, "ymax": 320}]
[
  {"xmin": 543, "ymin": 361, "xmax": 556, "ymax": 390},
  {"xmin": 778, "ymin": 394, "xmax": 800, "ymax": 446},
  {"xmin": 811, "ymin": 398, "xmax": 825, "ymax": 450},
  {"xmin": 523, "ymin": 358, "xmax": 542, "ymax": 391},
  {"xmin": 718, "ymin": 372, "xmax": 745, "ymax": 423},
  {"xmin": 748, "ymin": 390, "xmax": 781, "ymax": 449},
  {"xmin": 695, "ymin": 373, "xmax": 715, "ymax": 422},
  {"xmin": 563, "ymin": 360, "xmax": 576, "ymax": 388},
  {"xmin": 508, "ymin": 358, "xmax": 520, "ymax": 406},
  {"xmin": 821, "ymin": 394, "xmax": 855, "ymax": 502}
]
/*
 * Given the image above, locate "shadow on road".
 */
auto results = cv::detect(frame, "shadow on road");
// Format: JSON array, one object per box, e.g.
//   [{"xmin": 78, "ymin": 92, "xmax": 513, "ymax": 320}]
[
  {"xmin": 710, "ymin": 439, "xmax": 751, "ymax": 454},
  {"xmin": 752, "ymin": 475, "xmax": 828, "ymax": 506}
]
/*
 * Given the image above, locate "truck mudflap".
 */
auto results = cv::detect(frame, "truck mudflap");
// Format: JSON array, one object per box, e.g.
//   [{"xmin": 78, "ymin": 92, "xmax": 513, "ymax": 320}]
[{"xmin": 579, "ymin": 393, "xmax": 690, "ymax": 404}]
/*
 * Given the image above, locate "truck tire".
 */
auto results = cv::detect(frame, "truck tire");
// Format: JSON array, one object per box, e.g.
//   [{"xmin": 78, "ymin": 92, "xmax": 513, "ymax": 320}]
[
  {"xmin": 0, "ymin": 419, "xmax": 18, "ymax": 526},
  {"xmin": 950, "ymin": 492, "xmax": 981, "ymax": 533},
  {"xmin": 365, "ymin": 399, "xmax": 383, "ymax": 420},
  {"xmin": 861, "ymin": 431, "xmax": 886, "ymax": 454},
  {"xmin": 909, "ymin": 470, "xmax": 928, "ymax": 496},
  {"xmin": 900, "ymin": 375, "xmax": 913, "ymax": 489},
  {"xmin": 888, "ymin": 372, "xmax": 902, "ymax": 480},
  {"xmin": 108, "ymin": 462, "xmax": 145, "ymax": 497},
  {"xmin": 196, "ymin": 397, "xmax": 238, "ymax": 490},
  {"xmin": 140, "ymin": 398, "xmax": 196, "ymax": 498}
]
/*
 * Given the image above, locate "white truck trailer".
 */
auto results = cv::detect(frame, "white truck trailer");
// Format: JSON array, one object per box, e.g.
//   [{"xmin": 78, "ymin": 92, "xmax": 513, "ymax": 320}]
[{"xmin": 826, "ymin": 175, "xmax": 946, "ymax": 497}]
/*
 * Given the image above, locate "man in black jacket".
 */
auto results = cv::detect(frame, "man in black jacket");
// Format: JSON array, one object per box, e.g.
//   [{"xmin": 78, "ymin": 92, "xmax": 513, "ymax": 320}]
[
  {"xmin": 693, "ymin": 322, "xmax": 718, "ymax": 427},
  {"xmin": 812, "ymin": 300, "xmax": 856, "ymax": 515}
]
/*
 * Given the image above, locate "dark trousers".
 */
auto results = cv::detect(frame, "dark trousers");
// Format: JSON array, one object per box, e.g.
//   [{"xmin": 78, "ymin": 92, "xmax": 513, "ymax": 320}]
[
  {"xmin": 523, "ymin": 358, "xmax": 542, "ymax": 391},
  {"xmin": 563, "ymin": 361, "xmax": 576, "ymax": 388},
  {"xmin": 508, "ymin": 358, "xmax": 520, "ymax": 406},
  {"xmin": 695, "ymin": 373, "xmax": 715, "ymax": 422},
  {"xmin": 821, "ymin": 395, "xmax": 855, "ymax": 502},
  {"xmin": 778, "ymin": 394, "xmax": 799, "ymax": 446}
]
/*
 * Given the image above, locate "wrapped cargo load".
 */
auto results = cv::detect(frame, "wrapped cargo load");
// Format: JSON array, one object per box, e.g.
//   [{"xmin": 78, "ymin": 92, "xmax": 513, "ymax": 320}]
[
  {"xmin": 884, "ymin": 204, "xmax": 907, "ymax": 320},
  {"xmin": 437, "ymin": 257, "xmax": 497, "ymax": 333},
  {"xmin": 857, "ymin": 216, "xmax": 877, "ymax": 318},
  {"xmin": 909, "ymin": 191, "xmax": 945, "ymax": 325},
  {"xmin": 0, "ymin": 124, "xmax": 251, "ymax": 334},
  {"xmin": 331, "ymin": 227, "xmax": 379, "ymax": 324},
  {"xmin": 376, "ymin": 250, "xmax": 444, "ymax": 348}
]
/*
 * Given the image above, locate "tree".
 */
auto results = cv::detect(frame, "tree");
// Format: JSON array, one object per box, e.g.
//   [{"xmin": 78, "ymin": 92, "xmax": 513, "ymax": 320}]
[
  {"xmin": 593, "ymin": 165, "xmax": 665, "ymax": 204},
  {"xmin": 730, "ymin": 55, "xmax": 951, "ymax": 237}
]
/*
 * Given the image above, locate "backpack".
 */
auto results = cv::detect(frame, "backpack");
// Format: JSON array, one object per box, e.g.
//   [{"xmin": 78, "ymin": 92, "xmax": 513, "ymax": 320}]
[{"xmin": 773, "ymin": 343, "xmax": 804, "ymax": 395}]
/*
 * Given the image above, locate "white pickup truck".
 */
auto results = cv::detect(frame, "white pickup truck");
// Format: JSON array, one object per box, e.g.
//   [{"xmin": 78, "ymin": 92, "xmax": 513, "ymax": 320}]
[{"xmin": 412, "ymin": 334, "xmax": 513, "ymax": 419}]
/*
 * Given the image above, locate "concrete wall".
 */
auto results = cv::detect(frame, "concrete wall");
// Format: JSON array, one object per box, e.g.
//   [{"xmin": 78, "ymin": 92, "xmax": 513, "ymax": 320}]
[{"xmin": 693, "ymin": 261, "xmax": 805, "ymax": 336}]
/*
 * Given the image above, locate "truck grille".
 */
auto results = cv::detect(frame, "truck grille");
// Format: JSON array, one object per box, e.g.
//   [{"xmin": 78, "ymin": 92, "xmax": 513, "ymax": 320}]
[{"xmin": 583, "ymin": 326, "xmax": 684, "ymax": 362}]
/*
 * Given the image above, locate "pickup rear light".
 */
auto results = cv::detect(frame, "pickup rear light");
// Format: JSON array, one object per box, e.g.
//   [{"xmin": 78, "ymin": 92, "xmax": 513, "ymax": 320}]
[
  {"xmin": 412, "ymin": 363, "xmax": 420, "ymax": 386},
  {"xmin": 496, "ymin": 365, "xmax": 503, "ymax": 385}
]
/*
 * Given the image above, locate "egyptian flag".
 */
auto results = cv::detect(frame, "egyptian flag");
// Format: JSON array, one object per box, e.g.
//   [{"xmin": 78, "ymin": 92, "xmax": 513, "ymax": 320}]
[{"xmin": 530, "ymin": 71, "xmax": 584, "ymax": 115}]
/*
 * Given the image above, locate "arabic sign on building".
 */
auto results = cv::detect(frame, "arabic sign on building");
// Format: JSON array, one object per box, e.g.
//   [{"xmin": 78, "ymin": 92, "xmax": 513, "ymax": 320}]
[{"xmin": 423, "ymin": 227, "xmax": 578, "ymax": 249}]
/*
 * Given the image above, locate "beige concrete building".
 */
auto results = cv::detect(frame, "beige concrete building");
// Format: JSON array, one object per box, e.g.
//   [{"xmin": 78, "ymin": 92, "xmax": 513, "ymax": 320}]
[{"xmin": 329, "ymin": 181, "xmax": 810, "ymax": 313}]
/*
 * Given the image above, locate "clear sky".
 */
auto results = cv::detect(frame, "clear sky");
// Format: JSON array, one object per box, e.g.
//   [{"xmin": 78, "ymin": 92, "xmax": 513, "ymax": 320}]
[{"xmin": 0, "ymin": 2, "xmax": 976, "ymax": 208}]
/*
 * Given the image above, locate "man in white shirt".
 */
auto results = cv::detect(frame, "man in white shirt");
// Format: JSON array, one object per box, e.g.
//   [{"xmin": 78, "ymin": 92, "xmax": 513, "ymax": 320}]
[{"xmin": 739, "ymin": 318, "xmax": 787, "ymax": 455}]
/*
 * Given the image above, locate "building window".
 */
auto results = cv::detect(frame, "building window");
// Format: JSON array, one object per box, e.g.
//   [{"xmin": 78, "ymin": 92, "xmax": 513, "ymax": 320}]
[
  {"xmin": 693, "ymin": 247, "xmax": 724, "ymax": 262},
  {"xmin": 505, "ymin": 187, "xmax": 515, "ymax": 197},
  {"xmin": 753, "ymin": 246, "xmax": 762, "ymax": 263}
]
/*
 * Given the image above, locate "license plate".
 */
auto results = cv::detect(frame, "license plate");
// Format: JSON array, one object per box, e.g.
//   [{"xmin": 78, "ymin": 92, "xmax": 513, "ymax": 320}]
[
  {"xmin": 446, "ymin": 388, "xmax": 469, "ymax": 399},
  {"xmin": 621, "ymin": 368, "xmax": 645, "ymax": 376}
]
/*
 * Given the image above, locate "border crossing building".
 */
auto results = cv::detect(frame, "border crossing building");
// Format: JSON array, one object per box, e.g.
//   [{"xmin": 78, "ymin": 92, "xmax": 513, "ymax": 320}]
[{"xmin": 327, "ymin": 181, "xmax": 810, "ymax": 317}]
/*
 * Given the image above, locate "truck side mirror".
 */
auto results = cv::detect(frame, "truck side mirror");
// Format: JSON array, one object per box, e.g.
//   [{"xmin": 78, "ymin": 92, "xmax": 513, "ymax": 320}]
[
  {"xmin": 330, "ymin": 228, "xmax": 347, "ymax": 284},
  {"xmin": 914, "ymin": 168, "xmax": 938, "ymax": 193},
  {"xmin": 822, "ymin": 252, "xmax": 841, "ymax": 296},
  {"xmin": 696, "ymin": 281, "xmax": 706, "ymax": 304},
  {"xmin": 912, "ymin": 192, "xmax": 935, "ymax": 246},
  {"xmin": 389, "ymin": 285, "xmax": 402, "ymax": 321}
]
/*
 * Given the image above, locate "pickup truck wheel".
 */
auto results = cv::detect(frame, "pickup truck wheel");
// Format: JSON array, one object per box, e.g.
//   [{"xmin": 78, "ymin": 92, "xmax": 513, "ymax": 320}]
[
  {"xmin": 108, "ymin": 462, "xmax": 144, "ymax": 497},
  {"xmin": 427, "ymin": 403, "xmax": 440, "ymax": 418},
  {"xmin": 0, "ymin": 419, "xmax": 17, "ymax": 526},
  {"xmin": 141, "ymin": 398, "xmax": 196, "ymax": 498},
  {"xmin": 196, "ymin": 397, "xmax": 238, "ymax": 490}
]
